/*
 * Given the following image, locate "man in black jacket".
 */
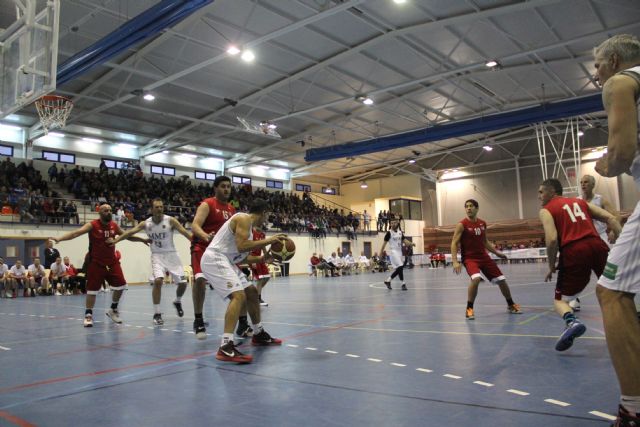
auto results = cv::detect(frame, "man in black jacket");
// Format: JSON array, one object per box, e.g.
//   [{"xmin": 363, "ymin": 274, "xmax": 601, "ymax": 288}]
[{"xmin": 44, "ymin": 239, "xmax": 60, "ymax": 269}]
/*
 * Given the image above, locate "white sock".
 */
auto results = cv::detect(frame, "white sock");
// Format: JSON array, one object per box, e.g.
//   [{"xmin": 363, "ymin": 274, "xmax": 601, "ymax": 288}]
[
  {"xmin": 174, "ymin": 296, "xmax": 181, "ymax": 303},
  {"xmin": 252, "ymin": 322, "xmax": 264, "ymax": 334},
  {"xmin": 221, "ymin": 333, "xmax": 233, "ymax": 346},
  {"xmin": 154, "ymin": 304, "xmax": 161, "ymax": 314},
  {"xmin": 386, "ymin": 276, "xmax": 392, "ymax": 282},
  {"xmin": 621, "ymin": 395, "xmax": 640, "ymax": 415}
]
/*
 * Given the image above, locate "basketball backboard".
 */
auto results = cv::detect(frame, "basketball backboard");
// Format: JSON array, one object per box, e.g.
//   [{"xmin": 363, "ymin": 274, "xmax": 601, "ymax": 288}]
[{"xmin": 0, "ymin": 0, "xmax": 59, "ymax": 119}]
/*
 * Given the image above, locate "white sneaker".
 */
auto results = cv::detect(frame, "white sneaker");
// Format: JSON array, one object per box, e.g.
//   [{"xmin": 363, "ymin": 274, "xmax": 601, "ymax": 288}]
[
  {"xmin": 84, "ymin": 314, "xmax": 93, "ymax": 327},
  {"xmin": 106, "ymin": 309, "xmax": 123, "ymax": 324},
  {"xmin": 65, "ymin": 290, "xmax": 71, "ymax": 296},
  {"xmin": 55, "ymin": 291, "xmax": 62, "ymax": 296},
  {"xmin": 104, "ymin": 288, "xmax": 110, "ymax": 293},
  {"xmin": 568, "ymin": 299, "xmax": 581, "ymax": 312}
]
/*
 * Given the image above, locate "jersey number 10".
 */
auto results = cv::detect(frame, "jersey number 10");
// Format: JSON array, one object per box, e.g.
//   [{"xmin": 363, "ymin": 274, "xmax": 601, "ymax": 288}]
[{"xmin": 562, "ymin": 203, "xmax": 587, "ymax": 223}]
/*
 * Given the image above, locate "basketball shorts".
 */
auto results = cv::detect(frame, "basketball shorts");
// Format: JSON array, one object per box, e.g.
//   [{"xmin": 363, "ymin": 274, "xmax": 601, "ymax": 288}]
[
  {"xmin": 201, "ymin": 250, "xmax": 251, "ymax": 300},
  {"xmin": 598, "ymin": 200, "xmax": 640, "ymax": 294},
  {"xmin": 389, "ymin": 251, "xmax": 404, "ymax": 269},
  {"xmin": 151, "ymin": 252, "xmax": 186, "ymax": 283},
  {"xmin": 251, "ymin": 263, "xmax": 270, "ymax": 280},
  {"xmin": 555, "ymin": 236, "xmax": 608, "ymax": 300},
  {"xmin": 191, "ymin": 244, "xmax": 207, "ymax": 280},
  {"xmin": 463, "ymin": 257, "xmax": 505, "ymax": 284},
  {"xmin": 86, "ymin": 262, "xmax": 126, "ymax": 295}
]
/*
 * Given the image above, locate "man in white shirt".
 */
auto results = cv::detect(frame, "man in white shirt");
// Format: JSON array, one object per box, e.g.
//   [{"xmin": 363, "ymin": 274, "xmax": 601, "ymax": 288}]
[
  {"xmin": 50, "ymin": 257, "xmax": 69, "ymax": 295},
  {"xmin": 343, "ymin": 251, "xmax": 356, "ymax": 275},
  {"xmin": 357, "ymin": 251, "xmax": 371, "ymax": 273},
  {"xmin": 0, "ymin": 257, "xmax": 9, "ymax": 298},
  {"xmin": 9, "ymin": 260, "xmax": 28, "ymax": 298},
  {"xmin": 28, "ymin": 257, "xmax": 49, "ymax": 296},
  {"xmin": 326, "ymin": 252, "xmax": 342, "ymax": 277}
]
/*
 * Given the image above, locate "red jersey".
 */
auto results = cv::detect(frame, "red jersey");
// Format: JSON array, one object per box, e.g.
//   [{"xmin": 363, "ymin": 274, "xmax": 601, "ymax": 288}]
[
  {"xmin": 89, "ymin": 219, "xmax": 119, "ymax": 266},
  {"xmin": 250, "ymin": 229, "xmax": 265, "ymax": 257},
  {"xmin": 459, "ymin": 217, "xmax": 489, "ymax": 260},
  {"xmin": 543, "ymin": 196, "xmax": 600, "ymax": 248},
  {"xmin": 192, "ymin": 197, "xmax": 236, "ymax": 250}
]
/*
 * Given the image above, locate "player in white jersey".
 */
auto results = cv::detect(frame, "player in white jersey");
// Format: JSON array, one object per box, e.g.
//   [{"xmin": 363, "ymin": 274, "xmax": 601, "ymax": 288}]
[
  {"xmin": 201, "ymin": 198, "xmax": 286, "ymax": 363},
  {"xmin": 0, "ymin": 257, "xmax": 9, "ymax": 298},
  {"xmin": 380, "ymin": 219, "xmax": 415, "ymax": 291},
  {"xmin": 592, "ymin": 34, "xmax": 640, "ymax": 426},
  {"xmin": 114, "ymin": 198, "xmax": 191, "ymax": 325}
]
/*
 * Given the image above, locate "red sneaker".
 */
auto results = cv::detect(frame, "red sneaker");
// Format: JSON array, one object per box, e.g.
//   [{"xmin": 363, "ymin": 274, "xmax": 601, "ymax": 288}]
[
  {"xmin": 215, "ymin": 341, "xmax": 253, "ymax": 363},
  {"xmin": 251, "ymin": 330, "xmax": 282, "ymax": 346}
]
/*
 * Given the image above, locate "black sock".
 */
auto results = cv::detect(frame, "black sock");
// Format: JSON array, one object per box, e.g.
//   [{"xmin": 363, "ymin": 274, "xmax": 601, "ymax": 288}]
[
  {"xmin": 467, "ymin": 301, "xmax": 474, "ymax": 309},
  {"xmin": 562, "ymin": 312, "xmax": 576, "ymax": 326},
  {"xmin": 195, "ymin": 313, "xmax": 203, "ymax": 319},
  {"xmin": 506, "ymin": 298, "xmax": 514, "ymax": 306},
  {"xmin": 85, "ymin": 308, "xmax": 92, "ymax": 315},
  {"xmin": 110, "ymin": 302, "xmax": 118, "ymax": 310},
  {"xmin": 239, "ymin": 315, "xmax": 248, "ymax": 325}
]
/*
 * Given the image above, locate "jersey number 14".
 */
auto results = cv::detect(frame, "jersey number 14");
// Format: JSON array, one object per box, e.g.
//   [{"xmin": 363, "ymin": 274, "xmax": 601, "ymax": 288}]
[{"xmin": 562, "ymin": 203, "xmax": 587, "ymax": 223}]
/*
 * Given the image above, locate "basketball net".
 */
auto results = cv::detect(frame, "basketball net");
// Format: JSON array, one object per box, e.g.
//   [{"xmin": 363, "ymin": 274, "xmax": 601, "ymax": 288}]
[{"xmin": 35, "ymin": 95, "xmax": 73, "ymax": 134}]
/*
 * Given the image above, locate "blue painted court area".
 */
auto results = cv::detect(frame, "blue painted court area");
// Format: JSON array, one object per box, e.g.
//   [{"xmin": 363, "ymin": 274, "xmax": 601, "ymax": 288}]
[{"xmin": 0, "ymin": 264, "xmax": 619, "ymax": 426}]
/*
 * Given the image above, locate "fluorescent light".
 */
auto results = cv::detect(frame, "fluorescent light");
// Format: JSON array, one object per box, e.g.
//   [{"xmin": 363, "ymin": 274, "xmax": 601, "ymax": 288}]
[
  {"xmin": 408, "ymin": 158, "xmax": 416, "ymax": 164},
  {"xmin": 0, "ymin": 124, "xmax": 21, "ymax": 131},
  {"xmin": 180, "ymin": 153, "xmax": 197, "ymax": 158},
  {"xmin": 162, "ymin": 150, "xmax": 170, "ymax": 154},
  {"xmin": 82, "ymin": 137, "xmax": 102, "ymax": 143},
  {"xmin": 4, "ymin": 115, "xmax": 20, "ymax": 122},
  {"xmin": 577, "ymin": 130, "xmax": 584, "ymax": 137},
  {"xmin": 241, "ymin": 50, "xmax": 255, "ymax": 62},
  {"xmin": 48, "ymin": 132, "xmax": 64, "ymax": 137},
  {"xmin": 227, "ymin": 45, "xmax": 241, "ymax": 55},
  {"xmin": 143, "ymin": 93, "xmax": 155, "ymax": 101},
  {"xmin": 118, "ymin": 143, "xmax": 138, "ymax": 149},
  {"xmin": 393, "ymin": 0, "xmax": 407, "ymax": 3},
  {"xmin": 485, "ymin": 60, "xmax": 498, "ymax": 68},
  {"xmin": 362, "ymin": 97, "xmax": 374, "ymax": 105},
  {"xmin": 483, "ymin": 145, "xmax": 493, "ymax": 151}
]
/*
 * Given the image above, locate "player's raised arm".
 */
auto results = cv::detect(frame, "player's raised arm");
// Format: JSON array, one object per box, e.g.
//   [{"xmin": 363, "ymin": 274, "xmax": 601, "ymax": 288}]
[{"xmin": 50, "ymin": 222, "xmax": 93, "ymax": 243}]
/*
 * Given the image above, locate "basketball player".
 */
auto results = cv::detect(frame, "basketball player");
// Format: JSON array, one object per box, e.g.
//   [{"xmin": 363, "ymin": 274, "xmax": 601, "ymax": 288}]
[
  {"xmin": 380, "ymin": 219, "xmax": 415, "ymax": 290},
  {"xmin": 592, "ymin": 34, "xmax": 640, "ymax": 426},
  {"xmin": 190, "ymin": 176, "xmax": 235, "ymax": 339},
  {"xmin": 50, "ymin": 204, "xmax": 150, "ymax": 327},
  {"xmin": 201, "ymin": 198, "xmax": 285, "ymax": 363},
  {"xmin": 451, "ymin": 199, "xmax": 521, "ymax": 319},
  {"xmin": 538, "ymin": 178, "xmax": 621, "ymax": 351},
  {"xmin": 570, "ymin": 174, "xmax": 618, "ymax": 311},
  {"xmin": 250, "ymin": 224, "xmax": 271, "ymax": 307},
  {"xmin": 113, "ymin": 198, "xmax": 192, "ymax": 325}
]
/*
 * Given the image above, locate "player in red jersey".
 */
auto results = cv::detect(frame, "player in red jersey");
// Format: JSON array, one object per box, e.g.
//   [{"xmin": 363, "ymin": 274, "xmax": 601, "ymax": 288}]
[
  {"xmin": 451, "ymin": 199, "xmax": 521, "ymax": 320},
  {"xmin": 250, "ymin": 224, "xmax": 271, "ymax": 307},
  {"xmin": 190, "ymin": 175, "xmax": 235, "ymax": 339},
  {"xmin": 50, "ymin": 204, "xmax": 150, "ymax": 327},
  {"xmin": 538, "ymin": 178, "xmax": 621, "ymax": 351}
]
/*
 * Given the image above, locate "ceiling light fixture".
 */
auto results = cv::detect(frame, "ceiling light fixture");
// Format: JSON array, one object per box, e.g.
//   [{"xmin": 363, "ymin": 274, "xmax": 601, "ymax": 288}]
[
  {"xmin": 485, "ymin": 60, "xmax": 499, "ymax": 68},
  {"xmin": 393, "ymin": 0, "xmax": 407, "ymax": 3},
  {"xmin": 577, "ymin": 130, "xmax": 584, "ymax": 137},
  {"xmin": 162, "ymin": 151, "xmax": 170, "ymax": 154},
  {"xmin": 118, "ymin": 143, "xmax": 138, "ymax": 149},
  {"xmin": 360, "ymin": 181, "xmax": 368, "ymax": 189},
  {"xmin": 483, "ymin": 145, "xmax": 493, "ymax": 151},
  {"xmin": 408, "ymin": 158, "xmax": 416, "ymax": 164},
  {"xmin": 227, "ymin": 45, "xmax": 241, "ymax": 55},
  {"xmin": 82, "ymin": 137, "xmax": 102, "ymax": 143},
  {"xmin": 356, "ymin": 95, "xmax": 374, "ymax": 105},
  {"xmin": 241, "ymin": 50, "xmax": 255, "ymax": 62},
  {"xmin": 48, "ymin": 132, "xmax": 64, "ymax": 137},
  {"xmin": 143, "ymin": 93, "xmax": 155, "ymax": 101}
]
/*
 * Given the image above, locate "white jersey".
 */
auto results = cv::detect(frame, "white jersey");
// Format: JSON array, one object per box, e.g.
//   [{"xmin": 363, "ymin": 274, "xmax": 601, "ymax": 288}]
[
  {"xmin": 384, "ymin": 229, "xmax": 404, "ymax": 254},
  {"xmin": 578, "ymin": 193, "xmax": 608, "ymax": 240},
  {"xmin": 28, "ymin": 264, "xmax": 46, "ymax": 278},
  {"xmin": 0, "ymin": 264, "xmax": 8, "ymax": 277},
  {"xmin": 10, "ymin": 265, "xmax": 27, "ymax": 278},
  {"xmin": 207, "ymin": 213, "xmax": 252, "ymax": 264},
  {"xmin": 145, "ymin": 215, "xmax": 176, "ymax": 254},
  {"xmin": 620, "ymin": 65, "xmax": 640, "ymax": 189},
  {"xmin": 50, "ymin": 262, "xmax": 67, "ymax": 278}
]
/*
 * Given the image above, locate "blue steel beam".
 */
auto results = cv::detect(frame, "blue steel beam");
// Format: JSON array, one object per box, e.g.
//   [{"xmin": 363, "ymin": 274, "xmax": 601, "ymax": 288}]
[
  {"xmin": 304, "ymin": 93, "xmax": 603, "ymax": 162},
  {"xmin": 57, "ymin": 0, "xmax": 213, "ymax": 86}
]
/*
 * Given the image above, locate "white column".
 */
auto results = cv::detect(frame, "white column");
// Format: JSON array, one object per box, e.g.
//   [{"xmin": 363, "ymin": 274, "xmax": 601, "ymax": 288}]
[{"xmin": 515, "ymin": 157, "xmax": 524, "ymax": 219}]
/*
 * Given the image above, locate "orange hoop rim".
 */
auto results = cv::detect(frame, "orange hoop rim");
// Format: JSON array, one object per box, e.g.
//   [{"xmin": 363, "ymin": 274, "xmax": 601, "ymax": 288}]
[{"xmin": 36, "ymin": 95, "xmax": 73, "ymax": 108}]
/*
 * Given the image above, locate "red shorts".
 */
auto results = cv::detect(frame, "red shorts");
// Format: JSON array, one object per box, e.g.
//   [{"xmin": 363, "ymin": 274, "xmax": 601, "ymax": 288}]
[
  {"xmin": 191, "ymin": 244, "xmax": 206, "ymax": 279},
  {"xmin": 463, "ymin": 257, "xmax": 505, "ymax": 283},
  {"xmin": 555, "ymin": 236, "xmax": 608, "ymax": 300},
  {"xmin": 251, "ymin": 263, "xmax": 270, "ymax": 279},
  {"xmin": 86, "ymin": 262, "xmax": 126, "ymax": 295}
]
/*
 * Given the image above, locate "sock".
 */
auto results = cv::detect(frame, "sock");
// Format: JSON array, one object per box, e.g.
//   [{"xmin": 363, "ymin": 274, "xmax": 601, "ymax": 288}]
[
  {"xmin": 195, "ymin": 312, "xmax": 203, "ymax": 319},
  {"xmin": 239, "ymin": 315, "xmax": 248, "ymax": 325},
  {"xmin": 85, "ymin": 308, "xmax": 92, "ymax": 316},
  {"xmin": 621, "ymin": 396, "xmax": 640, "ymax": 415},
  {"xmin": 154, "ymin": 304, "xmax": 161, "ymax": 314},
  {"xmin": 562, "ymin": 312, "xmax": 576, "ymax": 326},
  {"xmin": 467, "ymin": 301, "xmax": 474, "ymax": 309},
  {"xmin": 252, "ymin": 322, "xmax": 264, "ymax": 334},
  {"xmin": 174, "ymin": 296, "xmax": 182, "ymax": 303},
  {"xmin": 110, "ymin": 302, "xmax": 118, "ymax": 310},
  {"xmin": 385, "ymin": 276, "xmax": 392, "ymax": 282},
  {"xmin": 221, "ymin": 333, "xmax": 233, "ymax": 346},
  {"xmin": 506, "ymin": 298, "xmax": 515, "ymax": 306}
]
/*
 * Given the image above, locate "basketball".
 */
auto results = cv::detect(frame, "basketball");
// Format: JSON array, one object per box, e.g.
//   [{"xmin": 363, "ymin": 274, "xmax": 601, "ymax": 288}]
[{"xmin": 269, "ymin": 238, "xmax": 295, "ymax": 262}]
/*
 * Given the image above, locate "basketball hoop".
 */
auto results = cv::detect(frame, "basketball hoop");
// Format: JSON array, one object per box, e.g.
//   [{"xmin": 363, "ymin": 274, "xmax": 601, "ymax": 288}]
[{"xmin": 35, "ymin": 95, "xmax": 73, "ymax": 134}]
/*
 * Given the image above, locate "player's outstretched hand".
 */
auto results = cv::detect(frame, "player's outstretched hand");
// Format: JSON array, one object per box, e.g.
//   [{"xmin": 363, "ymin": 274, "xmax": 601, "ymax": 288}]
[
  {"xmin": 497, "ymin": 251, "xmax": 508, "ymax": 260},
  {"xmin": 143, "ymin": 238, "xmax": 152, "ymax": 246},
  {"xmin": 452, "ymin": 262, "xmax": 462, "ymax": 275},
  {"xmin": 48, "ymin": 237, "xmax": 59, "ymax": 244},
  {"xmin": 269, "ymin": 233, "xmax": 287, "ymax": 244},
  {"xmin": 608, "ymin": 230, "xmax": 618, "ymax": 245},
  {"xmin": 544, "ymin": 268, "xmax": 555, "ymax": 282},
  {"xmin": 105, "ymin": 237, "xmax": 115, "ymax": 246}
]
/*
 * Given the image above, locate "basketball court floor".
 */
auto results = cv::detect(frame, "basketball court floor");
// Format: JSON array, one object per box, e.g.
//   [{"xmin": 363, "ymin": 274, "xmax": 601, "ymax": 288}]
[{"xmin": 0, "ymin": 263, "xmax": 620, "ymax": 426}]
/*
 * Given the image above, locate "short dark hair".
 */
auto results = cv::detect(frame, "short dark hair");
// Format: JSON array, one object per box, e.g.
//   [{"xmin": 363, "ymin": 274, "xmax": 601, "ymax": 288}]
[
  {"xmin": 213, "ymin": 175, "xmax": 231, "ymax": 188},
  {"xmin": 248, "ymin": 198, "xmax": 269, "ymax": 214},
  {"xmin": 464, "ymin": 199, "xmax": 479, "ymax": 208},
  {"xmin": 151, "ymin": 197, "xmax": 163, "ymax": 204},
  {"xmin": 541, "ymin": 178, "xmax": 563, "ymax": 195}
]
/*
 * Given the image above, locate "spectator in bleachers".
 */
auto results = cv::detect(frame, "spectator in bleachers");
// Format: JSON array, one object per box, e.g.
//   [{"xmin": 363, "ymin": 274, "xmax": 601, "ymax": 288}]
[
  {"xmin": 47, "ymin": 162, "xmax": 58, "ymax": 183},
  {"xmin": 9, "ymin": 259, "xmax": 28, "ymax": 297},
  {"xmin": 0, "ymin": 257, "xmax": 8, "ymax": 298},
  {"xmin": 27, "ymin": 257, "xmax": 49, "ymax": 295},
  {"xmin": 363, "ymin": 210, "xmax": 371, "ymax": 234}
]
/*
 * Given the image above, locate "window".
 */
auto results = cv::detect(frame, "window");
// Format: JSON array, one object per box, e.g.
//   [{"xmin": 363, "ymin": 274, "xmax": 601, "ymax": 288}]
[
  {"xmin": 195, "ymin": 170, "xmax": 216, "ymax": 181},
  {"xmin": 322, "ymin": 187, "xmax": 336, "ymax": 195},
  {"xmin": 389, "ymin": 198, "xmax": 422, "ymax": 220},
  {"xmin": 42, "ymin": 150, "xmax": 75, "ymax": 164},
  {"xmin": 150, "ymin": 165, "xmax": 175, "ymax": 176},
  {"xmin": 266, "ymin": 179, "xmax": 283, "ymax": 189},
  {"xmin": 232, "ymin": 175, "xmax": 251, "ymax": 185},
  {"xmin": 102, "ymin": 158, "xmax": 128, "ymax": 170},
  {"xmin": 295, "ymin": 183, "xmax": 311, "ymax": 192},
  {"xmin": 0, "ymin": 144, "xmax": 13, "ymax": 157}
]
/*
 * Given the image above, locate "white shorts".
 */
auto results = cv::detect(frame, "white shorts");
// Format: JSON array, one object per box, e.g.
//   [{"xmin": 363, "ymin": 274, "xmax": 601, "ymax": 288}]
[
  {"xmin": 201, "ymin": 250, "xmax": 252, "ymax": 300},
  {"xmin": 389, "ymin": 251, "xmax": 404, "ymax": 269},
  {"xmin": 598, "ymin": 201, "xmax": 640, "ymax": 293},
  {"xmin": 151, "ymin": 252, "xmax": 186, "ymax": 283}
]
